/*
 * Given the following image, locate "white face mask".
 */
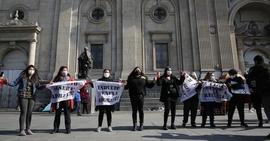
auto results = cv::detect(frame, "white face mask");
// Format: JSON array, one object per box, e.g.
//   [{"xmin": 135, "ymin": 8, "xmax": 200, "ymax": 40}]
[
  {"xmin": 167, "ymin": 70, "xmax": 172, "ymax": 76},
  {"xmin": 28, "ymin": 70, "xmax": 35, "ymax": 76},
  {"xmin": 104, "ymin": 72, "xmax": 110, "ymax": 78},
  {"xmin": 62, "ymin": 71, "xmax": 68, "ymax": 76}
]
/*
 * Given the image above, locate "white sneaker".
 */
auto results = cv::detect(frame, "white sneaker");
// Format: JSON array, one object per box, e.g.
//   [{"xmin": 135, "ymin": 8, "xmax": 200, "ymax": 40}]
[
  {"xmin": 108, "ymin": 126, "xmax": 113, "ymax": 132},
  {"xmin": 96, "ymin": 127, "xmax": 101, "ymax": 132},
  {"xmin": 18, "ymin": 130, "xmax": 26, "ymax": 136},
  {"xmin": 26, "ymin": 129, "xmax": 34, "ymax": 135}
]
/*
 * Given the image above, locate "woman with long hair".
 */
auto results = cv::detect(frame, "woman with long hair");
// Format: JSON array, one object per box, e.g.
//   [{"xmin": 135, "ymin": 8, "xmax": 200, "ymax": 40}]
[
  {"xmin": 7, "ymin": 65, "xmax": 41, "ymax": 136},
  {"xmin": 50, "ymin": 66, "xmax": 74, "ymax": 134},
  {"xmin": 125, "ymin": 67, "xmax": 155, "ymax": 131},
  {"xmin": 95, "ymin": 69, "xmax": 116, "ymax": 132},
  {"xmin": 156, "ymin": 67, "xmax": 185, "ymax": 130}
]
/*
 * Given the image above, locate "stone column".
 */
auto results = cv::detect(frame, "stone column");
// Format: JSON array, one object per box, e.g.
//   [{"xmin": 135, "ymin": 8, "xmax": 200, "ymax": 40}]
[
  {"xmin": 236, "ymin": 37, "xmax": 245, "ymax": 73},
  {"xmin": 54, "ymin": 0, "xmax": 73, "ymax": 74},
  {"xmin": 28, "ymin": 41, "xmax": 37, "ymax": 65}
]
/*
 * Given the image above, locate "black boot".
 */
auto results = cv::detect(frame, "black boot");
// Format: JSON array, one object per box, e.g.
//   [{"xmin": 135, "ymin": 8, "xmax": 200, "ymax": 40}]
[
  {"xmin": 50, "ymin": 128, "xmax": 59, "ymax": 134},
  {"xmin": 132, "ymin": 123, "xmax": 137, "ymax": 131},
  {"xmin": 138, "ymin": 123, "xmax": 143, "ymax": 131}
]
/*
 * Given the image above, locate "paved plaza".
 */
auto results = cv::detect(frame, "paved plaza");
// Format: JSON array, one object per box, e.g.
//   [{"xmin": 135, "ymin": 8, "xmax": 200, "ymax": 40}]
[{"xmin": 0, "ymin": 110, "xmax": 269, "ymax": 141}]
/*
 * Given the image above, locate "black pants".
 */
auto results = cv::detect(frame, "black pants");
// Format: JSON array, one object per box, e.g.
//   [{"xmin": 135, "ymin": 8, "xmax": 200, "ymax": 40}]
[
  {"xmin": 53, "ymin": 101, "xmax": 71, "ymax": 131},
  {"xmin": 130, "ymin": 97, "xmax": 144, "ymax": 125},
  {"xmin": 82, "ymin": 102, "xmax": 89, "ymax": 114},
  {"xmin": 201, "ymin": 102, "xmax": 215, "ymax": 125},
  {"xmin": 183, "ymin": 96, "xmax": 198, "ymax": 124},
  {"xmin": 98, "ymin": 106, "xmax": 112, "ymax": 127},
  {"xmin": 228, "ymin": 95, "xmax": 246, "ymax": 125},
  {"xmin": 163, "ymin": 99, "xmax": 177, "ymax": 126},
  {"xmin": 19, "ymin": 98, "xmax": 35, "ymax": 131},
  {"xmin": 251, "ymin": 94, "xmax": 263, "ymax": 123}
]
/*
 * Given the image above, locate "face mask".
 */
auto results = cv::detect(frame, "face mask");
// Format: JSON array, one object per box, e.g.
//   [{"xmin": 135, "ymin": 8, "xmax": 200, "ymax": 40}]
[
  {"xmin": 104, "ymin": 73, "xmax": 110, "ymax": 78},
  {"xmin": 167, "ymin": 71, "xmax": 172, "ymax": 76},
  {"xmin": 135, "ymin": 69, "xmax": 141, "ymax": 75},
  {"xmin": 28, "ymin": 70, "xmax": 35, "ymax": 76},
  {"xmin": 62, "ymin": 71, "xmax": 68, "ymax": 76}
]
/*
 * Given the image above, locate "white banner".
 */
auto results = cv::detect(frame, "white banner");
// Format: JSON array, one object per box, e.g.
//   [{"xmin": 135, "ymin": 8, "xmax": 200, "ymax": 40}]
[
  {"xmin": 47, "ymin": 80, "xmax": 86, "ymax": 103},
  {"xmin": 230, "ymin": 84, "xmax": 251, "ymax": 95},
  {"xmin": 180, "ymin": 74, "xmax": 199, "ymax": 102},
  {"xmin": 199, "ymin": 81, "xmax": 232, "ymax": 102},
  {"xmin": 94, "ymin": 81, "xmax": 124, "ymax": 106}
]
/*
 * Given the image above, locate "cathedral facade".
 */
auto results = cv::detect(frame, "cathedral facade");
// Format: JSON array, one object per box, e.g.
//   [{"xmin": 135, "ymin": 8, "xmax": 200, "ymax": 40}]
[{"xmin": 0, "ymin": 0, "xmax": 269, "ymax": 108}]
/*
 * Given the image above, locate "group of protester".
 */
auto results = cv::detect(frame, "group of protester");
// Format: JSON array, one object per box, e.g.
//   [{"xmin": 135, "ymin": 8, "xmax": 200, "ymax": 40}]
[{"xmin": 0, "ymin": 55, "xmax": 269, "ymax": 138}]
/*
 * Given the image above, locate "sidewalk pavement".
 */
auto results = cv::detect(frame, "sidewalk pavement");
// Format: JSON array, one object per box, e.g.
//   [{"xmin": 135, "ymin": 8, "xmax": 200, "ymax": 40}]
[{"xmin": 0, "ymin": 109, "xmax": 269, "ymax": 141}]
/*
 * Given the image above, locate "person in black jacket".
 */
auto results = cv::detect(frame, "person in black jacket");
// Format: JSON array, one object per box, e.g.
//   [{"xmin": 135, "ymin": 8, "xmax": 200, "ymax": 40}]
[
  {"xmin": 226, "ymin": 69, "xmax": 248, "ymax": 128},
  {"xmin": 125, "ymin": 67, "xmax": 155, "ymax": 131},
  {"xmin": 156, "ymin": 67, "xmax": 185, "ymax": 130},
  {"xmin": 248, "ymin": 55, "xmax": 270, "ymax": 129},
  {"xmin": 96, "ymin": 69, "xmax": 116, "ymax": 132}
]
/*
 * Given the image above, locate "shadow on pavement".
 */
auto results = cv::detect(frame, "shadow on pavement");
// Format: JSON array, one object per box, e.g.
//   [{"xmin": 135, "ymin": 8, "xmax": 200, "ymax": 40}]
[{"xmin": 143, "ymin": 133, "xmax": 268, "ymax": 141}]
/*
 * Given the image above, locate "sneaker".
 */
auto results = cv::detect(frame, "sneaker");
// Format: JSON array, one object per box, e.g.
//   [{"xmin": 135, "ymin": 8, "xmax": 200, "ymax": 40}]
[
  {"xmin": 241, "ymin": 123, "xmax": 248, "ymax": 128},
  {"xmin": 65, "ymin": 130, "xmax": 71, "ymax": 134},
  {"xmin": 108, "ymin": 126, "xmax": 113, "ymax": 132},
  {"xmin": 26, "ymin": 129, "xmax": 34, "ymax": 135},
  {"xmin": 77, "ymin": 113, "xmax": 82, "ymax": 116},
  {"xmin": 97, "ymin": 127, "xmax": 101, "ymax": 132},
  {"xmin": 18, "ymin": 130, "xmax": 26, "ymax": 136}
]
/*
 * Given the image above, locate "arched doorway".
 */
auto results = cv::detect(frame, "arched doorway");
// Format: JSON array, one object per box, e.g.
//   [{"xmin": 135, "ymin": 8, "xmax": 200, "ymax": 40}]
[
  {"xmin": 0, "ymin": 50, "xmax": 27, "ymax": 108},
  {"xmin": 230, "ymin": 1, "xmax": 270, "ymax": 72}
]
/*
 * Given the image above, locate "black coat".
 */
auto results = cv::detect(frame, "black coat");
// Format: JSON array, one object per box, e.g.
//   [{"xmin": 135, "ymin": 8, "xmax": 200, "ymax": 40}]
[
  {"xmin": 157, "ymin": 75, "xmax": 185, "ymax": 102},
  {"xmin": 125, "ymin": 75, "xmax": 155, "ymax": 99},
  {"xmin": 247, "ymin": 64, "xmax": 270, "ymax": 95}
]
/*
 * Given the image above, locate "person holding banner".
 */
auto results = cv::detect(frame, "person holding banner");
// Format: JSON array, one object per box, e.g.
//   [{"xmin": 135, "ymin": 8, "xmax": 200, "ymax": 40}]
[
  {"xmin": 95, "ymin": 69, "xmax": 116, "ymax": 132},
  {"xmin": 181, "ymin": 72, "xmax": 199, "ymax": 128},
  {"xmin": 226, "ymin": 69, "xmax": 248, "ymax": 128},
  {"xmin": 125, "ymin": 67, "xmax": 155, "ymax": 131},
  {"xmin": 200, "ymin": 72, "xmax": 217, "ymax": 128},
  {"xmin": 7, "ymin": 65, "xmax": 43, "ymax": 136},
  {"xmin": 50, "ymin": 66, "xmax": 74, "ymax": 134},
  {"xmin": 156, "ymin": 67, "xmax": 185, "ymax": 130}
]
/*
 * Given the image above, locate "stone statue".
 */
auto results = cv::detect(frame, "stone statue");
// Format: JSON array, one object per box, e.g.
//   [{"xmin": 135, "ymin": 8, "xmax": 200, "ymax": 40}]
[{"xmin": 78, "ymin": 47, "xmax": 93, "ymax": 79}]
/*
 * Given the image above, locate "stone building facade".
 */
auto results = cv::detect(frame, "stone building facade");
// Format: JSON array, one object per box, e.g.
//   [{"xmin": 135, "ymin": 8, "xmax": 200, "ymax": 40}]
[{"xmin": 0, "ymin": 0, "xmax": 269, "ymax": 108}]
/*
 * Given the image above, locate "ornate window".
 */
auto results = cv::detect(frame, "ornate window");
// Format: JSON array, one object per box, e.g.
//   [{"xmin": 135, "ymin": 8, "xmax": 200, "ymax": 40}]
[
  {"xmin": 151, "ymin": 6, "xmax": 168, "ymax": 23},
  {"xmin": 88, "ymin": 7, "xmax": 106, "ymax": 23}
]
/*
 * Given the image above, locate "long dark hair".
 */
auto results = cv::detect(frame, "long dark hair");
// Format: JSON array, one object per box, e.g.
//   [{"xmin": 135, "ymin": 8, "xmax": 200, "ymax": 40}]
[
  {"xmin": 162, "ymin": 67, "xmax": 172, "ymax": 77},
  {"xmin": 53, "ymin": 66, "xmax": 70, "ymax": 82},
  {"xmin": 19, "ymin": 65, "xmax": 39, "ymax": 82},
  {"xmin": 128, "ymin": 67, "xmax": 145, "ymax": 80},
  {"xmin": 203, "ymin": 72, "xmax": 213, "ymax": 81}
]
